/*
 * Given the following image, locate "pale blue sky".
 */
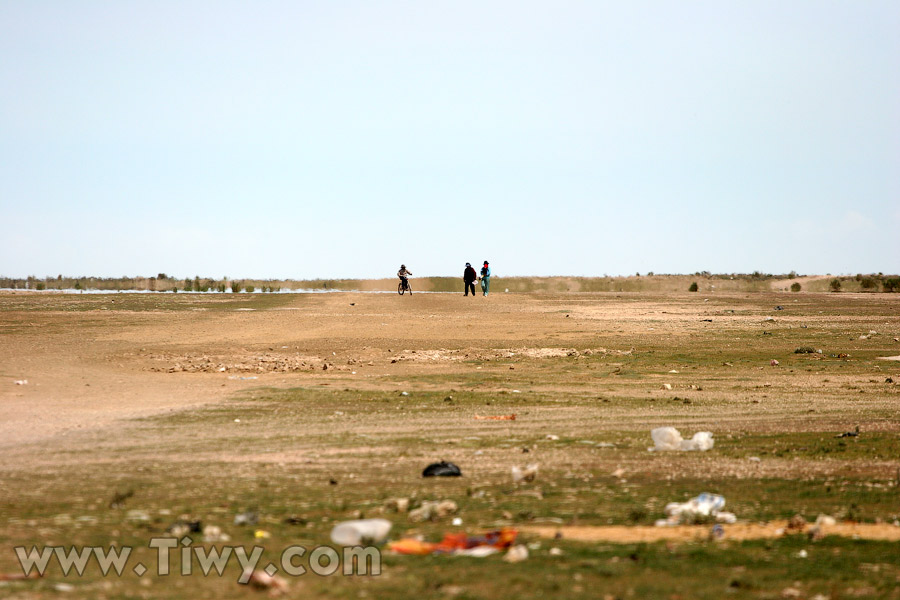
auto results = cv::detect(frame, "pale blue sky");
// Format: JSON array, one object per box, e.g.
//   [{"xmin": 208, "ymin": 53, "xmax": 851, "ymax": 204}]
[{"xmin": 2, "ymin": 1, "xmax": 898, "ymax": 279}]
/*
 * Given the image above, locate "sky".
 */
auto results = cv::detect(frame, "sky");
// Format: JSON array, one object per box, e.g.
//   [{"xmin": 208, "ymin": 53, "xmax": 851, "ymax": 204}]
[{"xmin": 1, "ymin": 1, "xmax": 898, "ymax": 279}]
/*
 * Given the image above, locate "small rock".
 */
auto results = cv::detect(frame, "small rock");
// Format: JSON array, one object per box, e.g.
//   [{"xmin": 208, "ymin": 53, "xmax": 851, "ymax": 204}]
[
  {"xmin": 662, "ymin": 383, "xmax": 673, "ymax": 390},
  {"xmin": 549, "ymin": 547, "xmax": 563, "ymax": 556},
  {"xmin": 787, "ymin": 514, "xmax": 806, "ymax": 531},
  {"xmin": 770, "ymin": 359, "xmax": 779, "ymax": 366}
]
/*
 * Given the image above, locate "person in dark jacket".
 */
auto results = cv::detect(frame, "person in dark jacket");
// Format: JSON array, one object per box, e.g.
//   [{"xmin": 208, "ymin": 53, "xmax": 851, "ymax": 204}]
[{"xmin": 463, "ymin": 263, "xmax": 477, "ymax": 296}]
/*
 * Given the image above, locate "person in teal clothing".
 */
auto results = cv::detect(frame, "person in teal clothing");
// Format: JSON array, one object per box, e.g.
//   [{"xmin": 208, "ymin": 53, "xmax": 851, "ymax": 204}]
[{"xmin": 479, "ymin": 261, "xmax": 491, "ymax": 296}]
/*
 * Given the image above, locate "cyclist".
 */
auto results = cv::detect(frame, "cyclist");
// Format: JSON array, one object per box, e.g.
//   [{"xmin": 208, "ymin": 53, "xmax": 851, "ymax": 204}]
[{"xmin": 398, "ymin": 264, "xmax": 412, "ymax": 291}]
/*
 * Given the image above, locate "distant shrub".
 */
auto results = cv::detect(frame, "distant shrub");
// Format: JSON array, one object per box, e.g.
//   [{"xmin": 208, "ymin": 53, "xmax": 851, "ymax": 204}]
[
  {"xmin": 246, "ymin": 285, "xmax": 255, "ymax": 293},
  {"xmin": 794, "ymin": 347, "xmax": 816, "ymax": 354},
  {"xmin": 788, "ymin": 271, "xmax": 797, "ymax": 279},
  {"xmin": 217, "ymin": 283, "xmax": 227, "ymax": 293},
  {"xmin": 36, "ymin": 282, "xmax": 46, "ymax": 290},
  {"xmin": 171, "ymin": 287, "xmax": 177, "ymax": 293},
  {"xmin": 688, "ymin": 282, "xmax": 699, "ymax": 292},
  {"xmin": 829, "ymin": 278, "xmax": 842, "ymax": 292},
  {"xmin": 883, "ymin": 277, "xmax": 900, "ymax": 293},
  {"xmin": 74, "ymin": 281, "xmax": 82, "ymax": 290},
  {"xmin": 183, "ymin": 279, "xmax": 193, "ymax": 292},
  {"xmin": 231, "ymin": 282, "xmax": 241, "ymax": 293},
  {"xmin": 790, "ymin": 282, "xmax": 801, "ymax": 292},
  {"xmin": 860, "ymin": 277, "xmax": 877, "ymax": 290}
]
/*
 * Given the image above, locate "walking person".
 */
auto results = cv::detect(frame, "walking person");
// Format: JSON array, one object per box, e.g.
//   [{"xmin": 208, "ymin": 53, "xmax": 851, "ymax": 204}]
[
  {"xmin": 463, "ymin": 262, "xmax": 477, "ymax": 296},
  {"xmin": 479, "ymin": 261, "xmax": 491, "ymax": 296}
]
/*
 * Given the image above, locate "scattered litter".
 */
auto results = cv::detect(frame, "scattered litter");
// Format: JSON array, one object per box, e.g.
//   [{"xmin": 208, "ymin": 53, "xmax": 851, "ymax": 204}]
[
  {"xmin": 876, "ymin": 356, "xmax": 900, "ymax": 361},
  {"xmin": 384, "ymin": 498, "xmax": 410, "ymax": 513},
  {"xmin": 423, "ymin": 461, "xmax": 462, "ymax": 477},
  {"xmin": 545, "ymin": 434, "xmax": 559, "ymax": 441},
  {"xmin": 511, "ymin": 390, "xmax": 521, "ymax": 394},
  {"xmin": 0, "ymin": 572, "xmax": 40, "ymax": 581},
  {"xmin": 452, "ymin": 517, "xmax": 463, "ymax": 526},
  {"xmin": 835, "ymin": 427, "xmax": 859, "ymax": 438},
  {"xmin": 234, "ymin": 512, "xmax": 258, "ymax": 526},
  {"xmin": 13, "ymin": 379, "xmax": 27, "ymax": 385},
  {"xmin": 166, "ymin": 519, "xmax": 202, "ymax": 537},
  {"xmin": 612, "ymin": 467, "xmax": 625, "ymax": 478},
  {"xmin": 511, "ymin": 463, "xmax": 539, "ymax": 484},
  {"xmin": 796, "ymin": 549, "xmax": 808, "ymax": 558},
  {"xmin": 244, "ymin": 569, "xmax": 288, "ymax": 595},
  {"xmin": 656, "ymin": 493, "xmax": 735, "ymax": 526},
  {"xmin": 53, "ymin": 583, "xmax": 75, "ymax": 592},
  {"xmin": 649, "ymin": 427, "xmax": 714, "ymax": 452},
  {"xmin": 503, "ymin": 545, "xmax": 529, "ymax": 563},
  {"xmin": 126, "ymin": 509, "xmax": 151, "ymax": 524},
  {"xmin": 710, "ymin": 524, "xmax": 725, "ymax": 539},
  {"xmin": 668, "ymin": 369, "xmax": 679, "ymax": 374},
  {"xmin": 409, "ymin": 500, "xmax": 458, "ymax": 522},
  {"xmin": 227, "ymin": 376, "xmax": 258, "ymax": 380},
  {"xmin": 474, "ymin": 414, "xmax": 516, "ymax": 421},
  {"xmin": 388, "ymin": 528, "xmax": 518, "ymax": 556},
  {"xmin": 748, "ymin": 456, "xmax": 761, "ymax": 462},
  {"xmin": 234, "ymin": 419, "xmax": 241, "ymax": 423},
  {"xmin": 765, "ymin": 316, "xmax": 775, "ymax": 322},
  {"xmin": 330, "ymin": 519, "xmax": 392, "ymax": 546},
  {"xmin": 549, "ymin": 547, "xmax": 563, "ymax": 556},
  {"xmin": 109, "ymin": 489, "xmax": 134, "ymax": 509},
  {"xmin": 816, "ymin": 514, "xmax": 837, "ymax": 527},
  {"xmin": 253, "ymin": 529, "xmax": 270, "ymax": 539},
  {"xmin": 770, "ymin": 359, "xmax": 779, "ymax": 366},
  {"xmin": 202, "ymin": 525, "xmax": 230, "ymax": 543},
  {"xmin": 662, "ymin": 383, "xmax": 673, "ymax": 390},
  {"xmin": 400, "ymin": 391, "xmax": 409, "ymax": 396}
]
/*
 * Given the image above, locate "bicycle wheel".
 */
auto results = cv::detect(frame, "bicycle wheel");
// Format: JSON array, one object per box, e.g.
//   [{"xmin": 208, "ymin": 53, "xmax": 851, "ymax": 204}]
[
  {"xmin": 398, "ymin": 281, "xmax": 404, "ymax": 295},
  {"xmin": 407, "ymin": 282, "xmax": 412, "ymax": 295}
]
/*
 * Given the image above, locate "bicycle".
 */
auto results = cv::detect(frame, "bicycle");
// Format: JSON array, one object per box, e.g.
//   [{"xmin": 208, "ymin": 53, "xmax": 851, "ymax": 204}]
[{"xmin": 398, "ymin": 278, "xmax": 412, "ymax": 295}]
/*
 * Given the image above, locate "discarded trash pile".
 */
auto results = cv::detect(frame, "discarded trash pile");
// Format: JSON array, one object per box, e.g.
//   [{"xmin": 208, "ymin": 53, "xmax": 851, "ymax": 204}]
[
  {"xmin": 656, "ymin": 493, "xmax": 737, "ymax": 526},
  {"xmin": 388, "ymin": 346, "xmax": 628, "ymax": 364},
  {"xmin": 649, "ymin": 427, "xmax": 714, "ymax": 451},
  {"xmin": 149, "ymin": 352, "xmax": 347, "ymax": 373},
  {"xmin": 388, "ymin": 528, "xmax": 519, "ymax": 556}
]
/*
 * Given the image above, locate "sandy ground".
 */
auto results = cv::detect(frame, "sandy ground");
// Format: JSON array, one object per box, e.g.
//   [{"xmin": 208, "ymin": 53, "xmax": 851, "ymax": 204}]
[{"xmin": 2, "ymin": 289, "xmax": 900, "ymax": 546}]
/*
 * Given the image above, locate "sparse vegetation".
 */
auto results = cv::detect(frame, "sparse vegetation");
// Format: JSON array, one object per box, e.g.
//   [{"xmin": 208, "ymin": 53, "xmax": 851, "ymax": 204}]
[
  {"xmin": 829, "ymin": 278, "xmax": 842, "ymax": 292},
  {"xmin": 790, "ymin": 282, "xmax": 801, "ymax": 292},
  {"xmin": 688, "ymin": 282, "xmax": 699, "ymax": 292},
  {"xmin": 860, "ymin": 276, "xmax": 877, "ymax": 290}
]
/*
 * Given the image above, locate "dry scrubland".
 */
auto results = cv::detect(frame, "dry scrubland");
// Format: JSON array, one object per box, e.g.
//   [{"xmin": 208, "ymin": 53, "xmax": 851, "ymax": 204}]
[{"xmin": 1, "ymin": 289, "xmax": 900, "ymax": 599}]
